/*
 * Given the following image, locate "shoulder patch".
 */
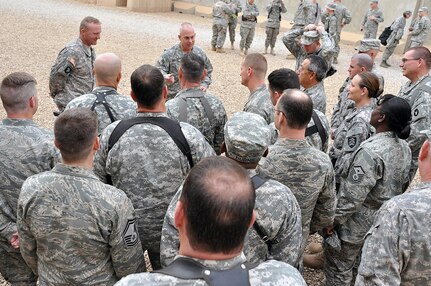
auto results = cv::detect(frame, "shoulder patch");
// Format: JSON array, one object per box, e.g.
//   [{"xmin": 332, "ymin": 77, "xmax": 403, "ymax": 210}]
[
  {"xmin": 65, "ymin": 66, "xmax": 72, "ymax": 74},
  {"xmin": 347, "ymin": 136, "xmax": 357, "ymax": 148},
  {"xmin": 122, "ymin": 218, "xmax": 139, "ymax": 247},
  {"xmin": 351, "ymin": 166, "xmax": 365, "ymax": 182}
]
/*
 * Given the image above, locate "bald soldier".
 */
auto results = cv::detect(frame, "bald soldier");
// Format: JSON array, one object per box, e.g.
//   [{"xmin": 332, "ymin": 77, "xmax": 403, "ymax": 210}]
[{"xmin": 66, "ymin": 52, "xmax": 136, "ymax": 134}]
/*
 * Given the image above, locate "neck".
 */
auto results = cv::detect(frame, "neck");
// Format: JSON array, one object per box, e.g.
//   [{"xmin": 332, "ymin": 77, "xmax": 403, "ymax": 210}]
[
  {"xmin": 356, "ymin": 97, "xmax": 371, "ymax": 109},
  {"xmin": 248, "ymin": 79, "xmax": 265, "ymax": 93},
  {"xmin": 374, "ymin": 125, "xmax": 390, "ymax": 134},
  {"xmin": 179, "ymin": 237, "xmax": 241, "ymax": 261},
  {"xmin": 61, "ymin": 156, "xmax": 94, "ymax": 170},
  {"xmin": 96, "ymin": 80, "xmax": 117, "ymax": 90},
  {"xmin": 302, "ymin": 81, "xmax": 318, "ymax": 90},
  {"xmin": 137, "ymin": 102, "xmax": 166, "ymax": 113},
  {"xmin": 6, "ymin": 111, "xmax": 33, "ymax": 120},
  {"xmin": 278, "ymin": 127, "xmax": 305, "ymax": 140},
  {"xmin": 181, "ymin": 81, "xmax": 201, "ymax": 89},
  {"xmin": 410, "ymin": 71, "xmax": 428, "ymax": 84}
]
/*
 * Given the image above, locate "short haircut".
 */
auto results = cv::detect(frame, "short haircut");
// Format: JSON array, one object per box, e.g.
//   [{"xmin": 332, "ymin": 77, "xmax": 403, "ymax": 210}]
[
  {"xmin": 267, "ymin": 68, "xmax": 300, "ymax": 93},
  {"xmin": 403, "ymin": 10, "xmax": 412, "ymax": 17},
  {"xmin": 243, "ymin": 53, "xmax": 267, "ymax": 78},
  {"xmin": 180, "ymin": 156, "xmax": 255, "ymax": 253},
  {"xmin": 378, "ymin": 94, "xmax": 411, "ymax": 139},
  {"xmin": 179, "ymin": 22, "xmax": 194, "ymax": 35},
  {"xmin": 278, "ymin": 89, "xmax": 313, "ymax": 129},
  {"xmin": 357, "ymin": 71, "xmax": 383, "ymax": 99},
  {"xmin": 130, "ymin": 64, "xmax": 165, "ymax": 108},
  {"xmin": 305, "ymin": 55, "xmax": 328, "ymax": 82},
  {"xmin": 80, "ymin": 16, "xmax": 101, "ymax": 30},
  {"xmin": 180, "ymin": 53, "xmax": 204, "ymax": 83},
  {"xmin": 352, "ymin": 53, "xmax": 374, "ymax": 71},
  {"xmin": 54, "ymin": 108, "xmax": 98, "ymax": 162},
  {"xmin": 0, "ymin": 72, "xmax": 37, "ymax": 113},
  {"xmin": 408, "ymin": 47, "xmax": 431, "ymax": 69}
]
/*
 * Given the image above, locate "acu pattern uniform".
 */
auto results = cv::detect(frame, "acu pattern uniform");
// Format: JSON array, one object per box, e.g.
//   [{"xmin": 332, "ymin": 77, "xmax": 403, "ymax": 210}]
[
  {"xmin": 361, "ymin": 7, "xmax": 384, "ymax": 39},
  {"xmin": 166, "ymin": 87, "xmax": 228, "ymax": 155},
  {"xmin": 265, "ymin": 0, "xmax": 287, "ymax": 50},
  {"xmin": 0, "ymin": 118, "xmax": 59, "ymax": 285},
  {"xmin": 382, "ymin": 16, "xmax": 409, "ymax": 63},
  {"xmin": 302, "ymin": 81, "xmax": 327, "ymax": 114},
  {"xmin": 212, "ymin": 1, "xmax": 235, "ymax": 50},
  {"xmin": 17, "ymin": 164, "xmax": 145, "ymax": 285},
  {"xmin": 410, "ymin": 15, "xmax": 431, "ymax": 47},
  {"xmin": 49, "ymin": 38, "xmax": 95, "ymax": 111},
  {"xmin": 243, "ymin": 84, "xmax": 274, "ymax": 124},
  {"xmin": 239, "ymin": 2, "xmax": 260, "ymax": 52},
  {"xmin": 65, "ymin": 86, "xmax": 137, "ymax": 134},
  {"xmin": 227, "ymin": 0, "xmax": 242, "ymax": 46},
  {"xmin": 94, "ymin": 112, "xmax": 215, "ymax": 269},
  {"xmin": 331, "ymin": 77, "xmax": 352, "ymax": 132},
  {"xmin": 325, "ymin": 132, "xmax": 411, "ymax": 286},
  {"xmin": 156, "ymin": 45, "xmax": 213, "ymax": 99}
]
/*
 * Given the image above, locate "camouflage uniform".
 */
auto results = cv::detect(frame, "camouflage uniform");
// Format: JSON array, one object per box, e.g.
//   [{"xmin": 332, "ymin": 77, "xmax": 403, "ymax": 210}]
[
  {"xmin": 398, "ymin": 75, "xmax": 431, "ymax": 181},
  {"xmin": 156, "ymin": 44, "xmax": 213, "ymax": 99},
  {"xmin": 265, "ymin": 0, "xmax": 287, "ymax": 49},
  {"xmin": 17, "ymin": 163, "xmax": 145, "ymax": 285},
  {"xmin": 409, "ymin": 16, "xmax": 431, "ymax": 47},
  {"xmin": 65, "ymin": 86, "xmax": 137, "ymax": 134},
  {"xmin": 227, "ymin": 0, "xmax": 242, "ymax": 45},
  {"xmin": 116, "ymin": 254, "xmax": 307, "ymax": 285},
  {"xmin": 356, "ymin": 181, "xmax": 431, "ymax": 285},
  {"xmin": 329, "ymin": 104, "xmax": 375, "ymax": 184},
  {"xmin": 283, "ymin": 29, "xmax": 335, "ymax": 74},
  {"xmin": 0, "ymin": 118, "xmax": 59, "ymax": 285},
  {"xmin": 325, "ymin": 132, "xmax": 412, "ymax": 286},
  {"xmin": 166, "ymin": 87, "xmax": 228, "ymax": 154},
  {"xmin": 239, "ymin": 2, "xmax": 260, "ymax": 51},
  {"xmin": 372, "ymin": 64, "xmax": 385, "ymax": 91},
  {"xmin": 322, "ymin": 3, "xmax": 352, "ymax": 60},
  {"xmin": 361, "ymin": 8, "xmax": 384, "ymax": 39},
  {"xmin": 212, "ymin": 1, "xmax": 235, "ymax": 49},
  {"xmin": 94, "ymin": 112, "xmax": 215, "ymax": 269},
  {"xmin": 331, "ymin": 77, "xmax": 353, "ymax": 132},
  {"xmin": 256, "ymin": 138, "xmax": 336, "ymax": 261},
  {"xmin": 302, "ymin": 81, "xmax": 327, "ymax": 114},
  {"xmin": 243, "ymin": 84, "xmax": 274, "ymax": 124},
  {"xmin": 49, "ymin": 38, "xmax": 95, "ymax": 111},
  {"xmin": 322, "ymin": 13, "xmax": 337, "ymax": 42},
  {"xmin": 382, "ymin": 16, "xmax": 408, "ymax": 62}
]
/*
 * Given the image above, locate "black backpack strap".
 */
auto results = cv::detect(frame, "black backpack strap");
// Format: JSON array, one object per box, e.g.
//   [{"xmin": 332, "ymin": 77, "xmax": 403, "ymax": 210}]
[
  {"xmin": 154, "ymin": 257, "xmax": 250, "ymax": 286},
  {"xmin": 251, "ymin": 174, "xmax": 268, "ymax": 189},
  {"xmin": 177, "ymin": 94, "xmax": 216, "ymax": 127},
  {"xmin": 305, "ymin": 110, "xmax": 327, "ymax": 149},
  {"xmin": 90, "ymin": 89, "xmax": 117, "ymax": 123},
  {"xmin": 107, "ymin": 116, "xmax": 194, "ymax": 167}
]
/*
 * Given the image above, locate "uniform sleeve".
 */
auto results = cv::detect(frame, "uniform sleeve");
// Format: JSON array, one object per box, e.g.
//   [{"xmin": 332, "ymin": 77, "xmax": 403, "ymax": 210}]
[
  {"xmin": 49, "ymin": 48, "xmax": 76, "ymax": 98},
  {"xmin": 282, "ymin": 28, "xmax": 303, "ymax": 57},
  {"xmin": 181, "ymin": 123, "xmax": 216, "ymax": 165},
  {"xmin": 93, "ymin": 124, "xmax": 117, "ymax": 183},
  {"xmin": 329, "ymin": 18, "xmax": 337, "ymax": 37},
  {"xmin": 160, "ymin": 188, "xmax": 182, "ymax": 267},
  {"xmin": 408, "ymin": 90, "xmax": 431, "ymax": 154},
  {"xmin": 356, "ymin": 206, "xmax": 406, "ymax": 285},
  {"xmin": 202, "ymin": 54, "xmax": 213, "ymax": 89},
  {"xmin": 335, "ymin": 147, "xmax": 382, "ymax": 225},
  {"xmin": 280, "ymin": 1, "xmax": 287, "ymax": 13},
  {"xmin": 321, "ymin": 10, "xmax": 328, "ymax": 24},
  {"xmin": 343, "ymin": 8, "xmax": 352, "ymax": 25},
  {"xmin": 362, "ymin": 12, "xmax": 368, "ymax": 26},
  {"xmin": 110, "ymin": 195, "xmax": 146, "ymax": 277},
  {"xmin": 0, "ymin": 210, "xmax": 16, "ymax": 243},
  {"xmin": 374, "ymin": 11, "xmax": 384, "ymax": 23},
  {"xmin": 319, "ymin": 32, "xmax": 335, "ymax": 58},
  {"xmin": 213, "ymin": 103, "xmax": 227, "ymax": 155},
  {"xmin": 155, "ymin": 50, "xmax": 170, "ymax": 78}
]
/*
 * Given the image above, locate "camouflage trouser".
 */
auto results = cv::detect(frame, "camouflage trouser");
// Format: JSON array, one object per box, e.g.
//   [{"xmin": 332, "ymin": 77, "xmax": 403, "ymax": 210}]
[
  {"xmin": 382, "ymin": 40, "xmax": 399, "ymax": 61},
  {"xmin": 324, "ymin": 238, "xmax": 362, "ymax": 286},
  {"xmin": 333, "ymin": 33, "xmax": 341, "ymax": 59},
  {"xmin": 265, "ymin": 27, "xmax": 280, "ymax": 48},
  {"xmin": 363, "ymin": 28, "xmax": 377, "ymax": 39},
  {"xmin": 0, "ymin": 247, "xmax": 37, "ymax": 285},
  {"xmin": 212, "ymin": 24, "xmax": 228, "ymax": 49},
  {"xmin": 228, "ymin": 20, "xmax": 238, "ymax": 43},
  {"xmin": 240, "ymin": 26, "xmax": 256, "ymax": 50}
]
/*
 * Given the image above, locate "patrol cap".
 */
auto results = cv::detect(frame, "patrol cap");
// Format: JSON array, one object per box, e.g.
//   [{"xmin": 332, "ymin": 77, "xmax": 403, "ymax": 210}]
[
  {"xmin": 419, "ymin": 7, "xmax": 429, "ymax": 13},
  {"xmin": 355, "ymin": 39, "xmax": 382, "ymax": 52},
  {"xmin": 301, "ymin": 31, "xmax": 320, "ymax": 46},
  {"xmin": 369, "ymin": 0, "xmax": 378, "ymax": 3},
  {"xmin": 224, "ymin": 112, "xmax": 271, "ymax": 164},
  {"xmin": 326, "ymin": 3, "xmax": 337, "ymax": 11}
]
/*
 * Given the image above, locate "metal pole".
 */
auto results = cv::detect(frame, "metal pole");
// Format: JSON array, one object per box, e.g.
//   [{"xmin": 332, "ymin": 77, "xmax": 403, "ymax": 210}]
[{"xmin": 404, "ymin": 0, "xmax": 424, "ymax": 53}]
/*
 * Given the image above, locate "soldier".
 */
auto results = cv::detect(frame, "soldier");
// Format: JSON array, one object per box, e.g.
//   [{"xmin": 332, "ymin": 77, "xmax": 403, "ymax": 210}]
[
  {"xmin": 0, "ymin": 72, "xmax": 59, "ymax": 285},
  {"xmin": 331, "ymin": 54, "xmax": 374, "ymax": 137},
  {"xmin": 240, "ymin": 53, "xmax": 274, "ymax": 124},
  {"xmin": 160, "ymin": 112, "xmax": 303, "ymax": 268},
  {"xmin": 156, "ymin": 22, "xmax": 213, "ymax": 99},
  {"xmin": 291, "ymin": 0, "xmax": 320, "ymax": 31},
  {"xmin": 166, "ymin": 53, "xmax": 227, "ymax": 155},
  {"xmin": 267, "ymin": 68, "xmax": 330, "ymax": 152},
  {"xmin": 256, "ymin": 89, "xmax": 336, "ymax": 268},
  {"xmin": 398, "ymin": 47, "xmax": 431, "ymax": 182},
  {"xmin": 117, "ymin": 156, "xmax": 307, "ymax": 285},
  {"xmin": 380, "ymin": 11, "xmax": 412, "ymax": 68},
  {"xmin": 17, "ymin": 108, "xmax": 145, "ymax": 284},
  {"xmin": 360, "ymin": 0, "xmax": 384, "ymax": 39},
  {"xmin": 321, "ymin": 0, "xmax": 352, "ymax": 64},
  {"xmin": 297, "ymin": 54, "xmax": 328, "ymax": 114},
  {"xmin": 227, "ymin": 0, "xmax": 242, "ymax": 50},
  {"xmin": 212, "ymin": 0, "xmax": 235, "ymax": 53},
  {"xmin": 325, "ymin": 94, "xmax": 412, "ymax": 286},
  {"xmin": 329, "ymin": 72, "xmax": 382, "ymax": 189},
  {"xmin": 356, "ymin": 129, "xmax": 431, "ymax": 285},
  {"xmin": 65, "ymin": 52, "xmax": 136, "ymax": 135},
  {"xmin": 321, "ymin": 3, "xmax": 337, "ymax": 62},
  {"xmin": 355, "ymin": 39, "xmax": 385, "ymax": 90},
  {"xmin": 49, "ymin": 16, "xmax": 101, "ymax": 112},
  {"xmin": 239, "ymin": 0, "xmax": 259, "ymax": 56},
  {"xmin": 283, "ymin": 25, "xmax": 335, "ymax": 77},
  {"xmin": 408, "ymin": 7, "xmax": 431, "ymax": 48},
  {"xmin": 93, "ymin": 65, "xmax": 215, "ymax": 269},
  {"xmin": 264, "ymin": 0, "xmax": 287, "ymax": 55}
]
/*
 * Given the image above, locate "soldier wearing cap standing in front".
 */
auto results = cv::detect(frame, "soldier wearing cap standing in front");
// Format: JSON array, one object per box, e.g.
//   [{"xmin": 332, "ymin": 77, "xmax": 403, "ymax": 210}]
[
  {"xmin": 361, "ymin": 0, "xmax": 384, "ymax": 39},
  {"xmin": 355, "ymin": 39, "xmax": 385, "ymax": 91},
  {"xmin": 408, "ymin": 7, "xmax": 431, "ymax": 48},
  {"xmin": 322, "ymin": 3, "xmax": 338, "ymax": 55}
]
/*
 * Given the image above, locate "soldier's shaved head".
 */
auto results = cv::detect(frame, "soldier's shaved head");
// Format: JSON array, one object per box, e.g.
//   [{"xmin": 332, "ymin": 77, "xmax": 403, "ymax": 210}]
[
  {"xmin": 94, "ymin": 53, "xmax": 122, "ymax": 84},
  {"xmin": 0, "ymin": 72, "xmax": 37, "ymax": 114},
  {"xmin": 277, "ymin": 89, "xmax": 313, "ymax": 129},
  {"xmin": 352, "ymin": 54, "xmax": 373, "ymax": 71},
  {"xmin": 242, "ymin": 53, "xmax": 268, "ymax": 79}
]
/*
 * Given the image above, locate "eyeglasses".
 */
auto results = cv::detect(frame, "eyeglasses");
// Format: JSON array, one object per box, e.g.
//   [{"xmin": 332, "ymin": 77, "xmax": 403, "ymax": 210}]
[
  {"xmin": 275, "ymin": 109, "xmax": 286, "ymax": 119},
  {"xmin": 401, "ymin": 58, "xmax": 421, "ymax": 63}
]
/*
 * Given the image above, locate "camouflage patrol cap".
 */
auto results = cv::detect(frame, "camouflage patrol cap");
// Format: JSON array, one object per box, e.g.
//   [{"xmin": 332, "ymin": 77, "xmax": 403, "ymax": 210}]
[
  {"xmin": 355, "ymin": 39, "xmax": 382, "ymax": 52},
  {"xmin": 419, "ymin": 7, "xmax": 429, "ymax": 13},
  {"xmin": 326, "ymin": 3, "xmax": 337, "ymax": 11},
  {"xmin": 369, "ymin": 0, "xmax": 378, "ymax": 3},
  {"xmin": 224, "ymin": 112, "xmax": 271, "ymax": 164},
  {"xmin": 301, "ymin": 31, "xmax": 320, "ymax": 46}
]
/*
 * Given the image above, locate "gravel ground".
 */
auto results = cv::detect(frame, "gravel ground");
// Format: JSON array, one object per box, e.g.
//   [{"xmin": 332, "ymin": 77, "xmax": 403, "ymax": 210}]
[{"xmin": 0, "ymin": 0, "xmax": 409, "ymax": 285}]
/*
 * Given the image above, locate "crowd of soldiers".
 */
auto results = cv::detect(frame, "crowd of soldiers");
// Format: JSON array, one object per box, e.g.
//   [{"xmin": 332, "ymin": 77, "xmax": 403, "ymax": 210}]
[{"xmin": 1, "ymin": 0, "xmax": 431, "ymax": 285}]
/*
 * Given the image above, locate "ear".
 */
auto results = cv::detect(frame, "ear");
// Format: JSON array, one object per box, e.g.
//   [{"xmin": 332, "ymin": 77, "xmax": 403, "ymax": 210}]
[
  {"xmin": 178, "ymin": 34, "xmax": 181, "ymax": 41},
  {"xmin": 419, "ymin": 140, "xmax": 430, "ymax": 161},
  {"xmin": 248, "ymin": 210, "xmax": 257, "ymax": 228},
  {"xmin": 247, "ymin": 66, "xmax": 253, "ymax": 77},
  {"xmin": 93, "ymin": 136, "xmax": 100, "ymax": 152},
  {"xmin": 201, "ymin": 69, "xmax": 207, "ymax": 81},
  {"xmin": 117, "ymin": 72, "xmax": 122, "ymax": 83},
  {"xmin": 274, "ymin": 91, "xmax": 281, "ymax": 103},
  {"xmin": 178, "ymin": 67, "xmax": 183, "ymax": 81},
  {"xmin": 162, "ymin": 85, "xmax": 168, "ymax": 101},
  {"xmin": 54, "ymin": 138, "xmax": 60, "ymax": 150},
  {"xmin": 377, "ymin": 113, "xmax": 385, "ymax": 122},
  {"xmin": 174, "ymin": 201, "xmax": 185, "ymax": 228},
  {"xmin": 130, "ymin": 91, "xmax": 137, "ymax": 102},
  {"xmin": 29, "ymin": 96, "xmax": 36, "ymax": 109}
]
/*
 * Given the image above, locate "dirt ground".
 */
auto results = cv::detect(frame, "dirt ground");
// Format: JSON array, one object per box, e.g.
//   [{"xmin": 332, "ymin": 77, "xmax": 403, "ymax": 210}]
[{"xmin": 0, "ymin": 0, "xmax": 410, "ymax": 285}]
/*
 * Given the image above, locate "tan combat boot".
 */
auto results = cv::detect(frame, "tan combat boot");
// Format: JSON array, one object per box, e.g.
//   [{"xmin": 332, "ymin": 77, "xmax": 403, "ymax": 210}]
[
  {"xmin": 307, "ymin": 241, "xmax": 323, "ymax": 254},
  {"xmin": 270, "ymin": 47, "xmax": 275, "ymax": 56},
  {"xmin": 211, "ymin": 45, "xmax": 216, "ymax": 51},
  {"xmin": 264, "ymin": 47, "xmax": 268, "ymax": 54},
  {"xmin": 231, "ymin": 42, "xmax": 234, "ymax": 50},
  {"xmin": 303, "ymin": 251, "xmax": 324, "ymax": 269},
  {"xmin": 216, "ymin": 48, "xmax": 225, "ymax": 53},
  {"xmin": 244, "ymin": 48, "xmax": 248, "ymax": 55}
]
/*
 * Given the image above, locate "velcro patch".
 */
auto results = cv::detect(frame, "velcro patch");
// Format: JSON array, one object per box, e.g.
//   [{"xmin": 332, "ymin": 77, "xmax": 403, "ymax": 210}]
[
  {"xmin": 347, "ymin": 136, "xmax": 357, "ymax": 148},
  {"xmin": 122, "ymin": 218, "xmax": 139, "ymax": 247},
  {"xmin": 65, "ymin": 67, "xmax": 72, "ymax": 74},
  {"xmin": 351, "ymin": 166, "xmax": 365, "ymax": 182}
]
